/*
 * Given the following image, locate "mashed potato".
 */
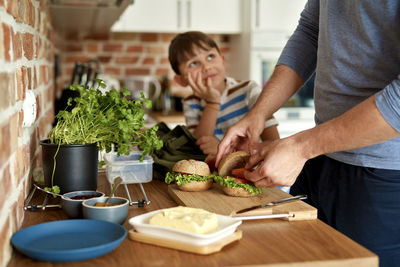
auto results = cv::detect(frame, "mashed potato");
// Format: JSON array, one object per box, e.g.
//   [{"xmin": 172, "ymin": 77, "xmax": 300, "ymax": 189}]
[{"xmin": 149, "ymin": 206, "xmax": 218, "ymax": 234}]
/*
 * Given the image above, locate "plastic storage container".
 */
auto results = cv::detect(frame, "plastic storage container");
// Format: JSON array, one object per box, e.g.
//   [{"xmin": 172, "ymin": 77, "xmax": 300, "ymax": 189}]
[{"xmin": 105, "ymin": 151, "xmax": 153, "ymax": 184}]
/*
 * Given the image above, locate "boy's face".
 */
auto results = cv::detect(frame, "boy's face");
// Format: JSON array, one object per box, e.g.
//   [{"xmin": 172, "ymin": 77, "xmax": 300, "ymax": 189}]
[{"xmin": 176, "ymin": 44, "xmax": 226, "ymax": 91}]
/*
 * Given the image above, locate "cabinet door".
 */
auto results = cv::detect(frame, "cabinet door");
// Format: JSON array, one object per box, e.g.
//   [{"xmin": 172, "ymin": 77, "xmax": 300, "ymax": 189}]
[
  {"xmin": 111, "ymin": 0, "xmax": 181, "ymax": 32},
  {"xmin": 254, "ymin": 0, "xmax": 307, "ymax": 32},
  {"xmin": 189, "ymin": 0, "xmax": 241, "ymax": 33}
]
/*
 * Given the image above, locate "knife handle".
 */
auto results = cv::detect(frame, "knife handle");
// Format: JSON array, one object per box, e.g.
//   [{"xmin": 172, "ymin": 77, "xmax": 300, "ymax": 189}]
[{"xmin": 268, "ymin": 194, "xmax": 307, "ymax": 206}]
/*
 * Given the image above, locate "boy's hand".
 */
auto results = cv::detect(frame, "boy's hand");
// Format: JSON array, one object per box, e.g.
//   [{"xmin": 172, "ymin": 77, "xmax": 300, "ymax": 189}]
[
  {"xmin": 196, "ymin": 136, "xmax": 220, "ymax": 155},
  {"xmin": 188, "ymin": 72, "xmax": 221, "ymax": 103}
]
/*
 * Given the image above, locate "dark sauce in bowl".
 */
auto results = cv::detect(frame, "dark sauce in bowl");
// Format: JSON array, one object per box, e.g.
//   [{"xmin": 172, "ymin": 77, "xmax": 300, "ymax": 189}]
[{"xmin": 70, "ymin": 195, "xmax": 99, "ymax": 200}]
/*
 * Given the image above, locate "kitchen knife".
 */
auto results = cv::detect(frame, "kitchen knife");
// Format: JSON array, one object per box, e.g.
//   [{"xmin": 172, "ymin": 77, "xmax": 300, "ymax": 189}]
[{"xmin": 235, "ymin": 194, "xmax": 307, "ymax": 214}]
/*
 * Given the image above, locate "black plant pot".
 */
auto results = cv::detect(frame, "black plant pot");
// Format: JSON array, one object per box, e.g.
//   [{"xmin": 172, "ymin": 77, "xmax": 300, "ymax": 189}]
[{"xmin": 40, "ymin": 139, "xmax": 98, "ymax": 194}]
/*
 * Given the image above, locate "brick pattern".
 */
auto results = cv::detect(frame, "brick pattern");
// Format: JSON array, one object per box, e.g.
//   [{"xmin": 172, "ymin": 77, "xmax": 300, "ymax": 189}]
[
  {"xmin": 59, "ymin": 32, "xmax": 232, "ymax": 96},
  {"xmin": 0, "ymin": 1, "xmax": 56, "ymax": 266},
  {"xmin": 0, "ymin": 3, "xmax": 233, "ymax": 266}
]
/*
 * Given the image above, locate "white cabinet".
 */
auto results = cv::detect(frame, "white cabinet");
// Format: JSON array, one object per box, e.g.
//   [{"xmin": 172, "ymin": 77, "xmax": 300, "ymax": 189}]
[
  {"xmin": 229, "ymin": 0, "xmax": 307, "ymax": 82},
  {"xmin": 252, "ymin": 0, "xmax": 307, "ymax": 32},
  {"xmin": 111, "ymin": 0, "xmax": 241, "ymax": 34},
  {"xmin": 189, "ymin": 0, "xmax": 241, "ymax": 33},
  {"xmin": 111, "ymin": 0, "xmax": 179, "ymax": 33}
]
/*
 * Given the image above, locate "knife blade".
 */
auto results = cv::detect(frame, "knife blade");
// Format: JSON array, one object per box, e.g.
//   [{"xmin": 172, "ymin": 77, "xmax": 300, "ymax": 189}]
[{"xmin": 235, "ymin": 194, "xmax": 307, "ymax": 214}]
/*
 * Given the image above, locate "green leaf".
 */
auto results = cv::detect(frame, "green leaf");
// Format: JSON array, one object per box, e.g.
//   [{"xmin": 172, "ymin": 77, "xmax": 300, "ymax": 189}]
[{"xmin": 47, "ymin": 79, "xmax": 163, "ymax": 191}]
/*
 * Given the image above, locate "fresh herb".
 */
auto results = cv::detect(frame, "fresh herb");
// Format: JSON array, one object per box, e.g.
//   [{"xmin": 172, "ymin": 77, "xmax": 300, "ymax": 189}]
[
  {"xmin": 213, "ymin": 175, "xmax": 264, "ymax": 195},
  {"xmin": 44, "ymin": 79, "xmax": 163, "ymax": 195},
  {"xmin": 165, "ymin": 172, "xmax": 214, "ymax": 185}
]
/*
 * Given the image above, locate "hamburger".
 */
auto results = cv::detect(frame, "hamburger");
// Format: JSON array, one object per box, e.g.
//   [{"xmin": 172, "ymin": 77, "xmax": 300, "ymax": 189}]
[
  {"xmin": 165, "ymin": 159, "xmax": 214, "ymax": 191},
  {"xmin": 214, "ymin": 151, "xmax": 264, "ymax": 197}
]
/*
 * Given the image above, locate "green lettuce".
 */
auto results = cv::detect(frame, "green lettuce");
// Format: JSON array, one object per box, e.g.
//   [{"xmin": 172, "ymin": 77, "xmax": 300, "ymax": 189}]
[
  {"xmin": 165, "ymin": 172, "xmax": 214, "ymax": 185},
  {"xmin": 213, "ymin": 175, "xmax": 264, "ymax": 195}
]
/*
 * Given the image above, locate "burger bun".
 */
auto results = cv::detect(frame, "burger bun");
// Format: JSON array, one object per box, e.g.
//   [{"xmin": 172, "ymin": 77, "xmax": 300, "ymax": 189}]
[
  {"xmin": 218, "ymin": 151, "xmax": 250, "ymax": 177},
  {"xmin": 173, "ymin": 159, "xmax": 212, "ymax": 191},
  {"xmin": 173, "ymin": 159, "xmax": 211, "ymax": 176},
  {"xmin": 221, "ymin": 186, "xmax": 255, "ymax": 197},
  {"xmin": 178, "ymin": 179, "xmax": 213, "ymax": 192},
  {"xmin": 218, "ymin": 151, "xmax": 260, "ymax": 197}
]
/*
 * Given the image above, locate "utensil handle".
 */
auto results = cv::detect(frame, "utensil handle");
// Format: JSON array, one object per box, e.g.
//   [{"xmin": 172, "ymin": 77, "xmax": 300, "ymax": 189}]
[{"xmin": 268, "ymin": 194, "xmax": 307, "ymax": 206}]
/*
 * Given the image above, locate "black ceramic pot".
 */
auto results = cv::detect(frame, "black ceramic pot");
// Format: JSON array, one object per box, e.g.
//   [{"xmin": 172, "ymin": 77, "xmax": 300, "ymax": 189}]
[{"xmin": 40, "ymin": 140, "xmax": 98, "ymax": 194}]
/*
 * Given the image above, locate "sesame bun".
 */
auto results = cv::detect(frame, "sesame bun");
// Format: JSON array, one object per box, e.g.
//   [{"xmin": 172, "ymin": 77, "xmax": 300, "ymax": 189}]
[
  {"xmin": 221, "ymin": 186, "xmax": 254, "ymax": 197},
  {"xmin": 218, "ymin": 151, "xmax": 250, "ymax": 177},
  {"xmin": 178, "ymin": 179, "xmax": 213, "ymax": 192},
  {"xmin": 172, "ymin": 160, "xmax": 212, "ymax": 192},
  {"xmin": 173, "ymin": 159, "xmax": 211, "ymax": 176},
  {"xmin": 217, "ymin": 151, "xmax": 261, "ymax": 197}
]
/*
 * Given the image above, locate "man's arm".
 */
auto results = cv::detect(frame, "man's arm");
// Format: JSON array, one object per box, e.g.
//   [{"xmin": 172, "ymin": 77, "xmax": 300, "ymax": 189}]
[
  {"xmin": 260, "ymin": 124, "xmax": 280, "ymax": 142},
  {"xmin": 299, "ymin": 96, "xmax": 400, "ymax": 160},
  {"xmin": 246, "ymin": 95, "xmax": 400, "ymax": 187}
]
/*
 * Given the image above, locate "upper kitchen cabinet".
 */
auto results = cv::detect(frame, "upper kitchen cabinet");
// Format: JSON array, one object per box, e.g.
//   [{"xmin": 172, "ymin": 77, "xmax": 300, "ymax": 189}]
[
  {"xmin": 252, "ymin": 0, "xmax": 306, "ymax": 32},
  {"xmin": 189, "ymin": 0, "xmax": 241, "ymax": 33},
  {"xmin": 111, "ymin": 0, "xmax": 241, "ymax": 34},
  {"xmin": 49, "ymin": 0, "xmax": 133, "ymax": 35}
]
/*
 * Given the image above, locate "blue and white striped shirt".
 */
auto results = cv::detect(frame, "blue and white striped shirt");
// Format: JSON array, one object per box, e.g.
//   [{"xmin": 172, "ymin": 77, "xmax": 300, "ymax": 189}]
[{"xmin": 183, "ymin": 77, "xmax": 278, "ymax": 140}]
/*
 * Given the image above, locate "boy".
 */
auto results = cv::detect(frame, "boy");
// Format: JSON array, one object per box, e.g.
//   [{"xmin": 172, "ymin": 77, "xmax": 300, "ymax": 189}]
[{"xmin": 168, "ymin": 31, "xmax": 279, "ymax": 155}]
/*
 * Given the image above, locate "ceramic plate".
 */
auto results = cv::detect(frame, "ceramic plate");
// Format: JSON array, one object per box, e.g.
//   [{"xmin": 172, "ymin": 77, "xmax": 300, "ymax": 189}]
[
  {"xmin": 11, "ymin": 219, "xmax": 127, "ymax": 262},
  {"xmin": 129, "ymin": 209, "xmax": 242, "ymax": 246}
]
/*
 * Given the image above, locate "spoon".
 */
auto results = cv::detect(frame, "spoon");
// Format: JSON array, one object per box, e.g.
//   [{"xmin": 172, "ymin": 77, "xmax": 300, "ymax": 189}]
[
  {"xmin": 33, "ymin": 184, "xmax": 72, "ymax": 199},
  {"xmin": 105, "ymin": 177, "xmax": 123, "ymax": 206}
]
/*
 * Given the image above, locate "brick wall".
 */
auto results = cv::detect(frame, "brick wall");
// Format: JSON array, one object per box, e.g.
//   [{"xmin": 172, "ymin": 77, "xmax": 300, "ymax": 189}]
[
  {"xmin": 0, "ymin": 1, "xmax": 57, "ymax": 266},
  {"xmin": 58, "ymin": 32, "xmax": 232, "ymax": 97},
  {"xmin": 0, "ymin": 2, "xmax": 233, "ymax": 265}
]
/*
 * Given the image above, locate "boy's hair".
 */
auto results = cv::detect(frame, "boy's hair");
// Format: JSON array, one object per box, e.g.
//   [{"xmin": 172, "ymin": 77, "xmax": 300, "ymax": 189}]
[{"xmin": 168, "ymin": 31, "xmax": 221, "ymax": 75}]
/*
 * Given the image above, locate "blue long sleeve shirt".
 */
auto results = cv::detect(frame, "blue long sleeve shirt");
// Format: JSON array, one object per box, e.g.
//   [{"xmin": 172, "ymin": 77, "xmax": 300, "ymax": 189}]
[{"xmin": 277, "ymin": 0, "xmax": 400, "ymax": 169}]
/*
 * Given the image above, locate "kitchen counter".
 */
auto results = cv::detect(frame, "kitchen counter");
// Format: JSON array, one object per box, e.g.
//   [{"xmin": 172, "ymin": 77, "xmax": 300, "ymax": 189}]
[
  {"xmin": 8, "ymin": 173, "xmax": 378, "ymax": 266},
  {"xmin": 148, "ymin": 111, "xmax": 185, "ymax": 129}
]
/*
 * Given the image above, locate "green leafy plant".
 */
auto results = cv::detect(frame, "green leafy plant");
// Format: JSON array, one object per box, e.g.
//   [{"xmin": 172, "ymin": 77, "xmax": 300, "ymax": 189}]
[{"xmin": 44, "ymin": 79, "xmax": 163, "ymax": 195}]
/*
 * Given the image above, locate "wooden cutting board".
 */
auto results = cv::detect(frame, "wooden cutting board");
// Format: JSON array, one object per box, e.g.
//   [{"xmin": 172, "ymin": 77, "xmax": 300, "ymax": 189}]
[{"xmin": 168, "ymin": 184, "xmax": 317, "ymax": 221}]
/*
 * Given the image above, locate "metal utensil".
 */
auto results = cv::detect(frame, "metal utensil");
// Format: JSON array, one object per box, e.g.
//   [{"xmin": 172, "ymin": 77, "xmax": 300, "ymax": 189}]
[
  {"xmin": 235, "ymin": 194, "xmax": 307, "ymax": 214},
  {"xmin": 233, "ymin": 213, "xmax": 295, "ymax": 220},
  {"xmin": 105, "ymin": 177, "xmax": 123, "ymax": 206},
  {"xmin": 33, "ymin": 184, "xmax": 72, "ymax": 200}
]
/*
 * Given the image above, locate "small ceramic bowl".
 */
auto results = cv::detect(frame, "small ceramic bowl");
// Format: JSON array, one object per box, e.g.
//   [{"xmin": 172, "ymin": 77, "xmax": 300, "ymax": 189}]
[
  {"xmin": 61, "ymin": 191, "xmax": 105, "ymax": 218},
  {"xmin": 82, "ymin": 196, "xmax": 129, "ymax": 224}
]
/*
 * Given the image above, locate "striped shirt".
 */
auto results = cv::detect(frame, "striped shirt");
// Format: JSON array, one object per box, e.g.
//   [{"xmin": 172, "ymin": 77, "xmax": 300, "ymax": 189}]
[{"xmin": 183, "ymin": 77, "xmax": 278, "ymax": 140}]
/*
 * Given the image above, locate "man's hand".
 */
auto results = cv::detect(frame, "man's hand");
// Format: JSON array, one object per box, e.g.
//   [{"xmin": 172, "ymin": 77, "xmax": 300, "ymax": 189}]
[
  {"xmin": 196, "ymin": 136, "xmax": 220, "ymax": 155},
  {"xmin": 216, "ymin": 112, "xmax": 266, "ymax": 166},
  {"xmin": 244, "ymin": 136, "xmax": 308, "ymax": 187}
]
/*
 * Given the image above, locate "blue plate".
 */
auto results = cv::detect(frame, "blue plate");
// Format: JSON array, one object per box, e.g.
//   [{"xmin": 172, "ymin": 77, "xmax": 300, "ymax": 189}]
[{"xmin": 11, "ymin": 219, "xmax": 127, "ymax": 262}]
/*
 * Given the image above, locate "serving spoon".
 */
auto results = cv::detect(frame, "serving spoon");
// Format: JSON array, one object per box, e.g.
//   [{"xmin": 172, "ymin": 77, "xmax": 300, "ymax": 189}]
[
  {"xmin": 94, "ymin": 177, "xmax": 123, "ymax": 207},
  {"xmin": 33, "ymin": 184, "xmax": 72, "ymax": 199},
  {"xmin": 106, "ymin": 177, "xmax": 123, "ymax": 205}
]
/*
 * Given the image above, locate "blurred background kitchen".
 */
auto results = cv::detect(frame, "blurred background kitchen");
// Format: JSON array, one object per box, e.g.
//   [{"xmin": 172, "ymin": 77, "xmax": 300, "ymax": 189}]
[
  {"xmin": 54, "ymin": 0, "xmax": 314, "ymax": 133},
  {"xmin": 0, "ymin": 1, "xmax": 313, "ymax": 264}
]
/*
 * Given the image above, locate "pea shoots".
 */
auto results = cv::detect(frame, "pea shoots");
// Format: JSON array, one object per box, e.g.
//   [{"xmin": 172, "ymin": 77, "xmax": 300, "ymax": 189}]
[{"xmin": 45, "ymin": 79, "xmax": 163, "ymax": 195}]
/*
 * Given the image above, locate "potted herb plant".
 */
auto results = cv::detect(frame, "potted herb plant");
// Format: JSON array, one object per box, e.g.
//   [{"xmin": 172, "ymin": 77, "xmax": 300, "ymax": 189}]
[{"xmin": 40, "ymin": 79, "xmax": 163, "ymax": 194}]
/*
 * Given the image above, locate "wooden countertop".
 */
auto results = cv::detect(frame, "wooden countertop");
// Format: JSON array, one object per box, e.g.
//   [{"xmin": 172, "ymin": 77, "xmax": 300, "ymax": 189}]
[
  {"xmin": 149, "ymin": 111, "xmax": 185, "ymax": 124},
  {"xmin": 8, "ymin": 173, "xmax": 378, "ymax": 267}
]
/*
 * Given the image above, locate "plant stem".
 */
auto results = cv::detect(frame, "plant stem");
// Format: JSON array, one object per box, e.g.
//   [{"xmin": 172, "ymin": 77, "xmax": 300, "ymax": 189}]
[{"xmin": 51, "ymin": 141, "xmax": 61, "ymax": 189}]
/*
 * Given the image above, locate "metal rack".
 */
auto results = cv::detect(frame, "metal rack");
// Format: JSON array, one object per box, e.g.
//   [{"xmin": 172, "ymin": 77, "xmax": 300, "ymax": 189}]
[
  {"xmin": 24, "ymin": 186, "xmax": 61, "ymax": 211},
  {"xmin": 111, "ymin": 182, "xmax": 151, "ymax": 207}
]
